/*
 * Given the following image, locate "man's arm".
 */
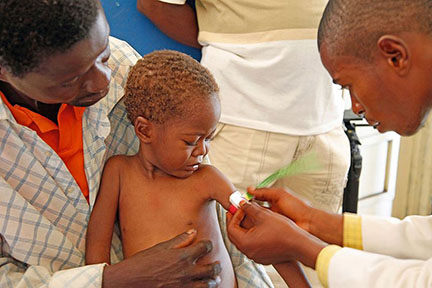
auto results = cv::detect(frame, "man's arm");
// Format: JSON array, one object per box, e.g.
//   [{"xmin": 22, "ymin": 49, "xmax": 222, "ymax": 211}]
[
  {"xmin": 360, "ymin": 215, "xmax": 432, "ymax": 260},
  {"xmin": 136, "ymin": 0, "xmax": 201, "ymax": 48},
  {"xmin": 227, "ymin": 202, "xmax": 327, "ymax": 269},
  {"xmin": 248, "ymin": 187, "xmax": 343, "ymax": 246},
  {"xmin": 0, "ymin": 254, "xmax": 107, "ymax": 288},
  {"xmin": 325, "ymin": 248, "xmax": 432, "ymax": 288},
  {"xmin": 1, "ymin": 232, "xmax": 221, "ymax": 288},
  {"xmin": 249, "ymin": 188, "xmax": 432, "ymax": 258}
]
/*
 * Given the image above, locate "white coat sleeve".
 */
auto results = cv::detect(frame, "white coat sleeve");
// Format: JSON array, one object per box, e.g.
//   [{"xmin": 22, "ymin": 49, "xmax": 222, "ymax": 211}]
[
  {"xmin": 327, "ymin": 215, "xmax": 432, "ymax": 288},
  {"xmin": 328, "ymin": 248, "xmax": 432, "ymax": 288},
  {"xmin": 361, "ymin": 215, "xmax": 432, "ymax": 260}
]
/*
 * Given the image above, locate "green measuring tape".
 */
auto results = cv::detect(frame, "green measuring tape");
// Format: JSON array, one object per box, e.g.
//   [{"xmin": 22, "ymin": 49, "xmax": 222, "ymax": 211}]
[{"xmin": 244, "ymin": 152, "xmax": 321, "ymax": 200}]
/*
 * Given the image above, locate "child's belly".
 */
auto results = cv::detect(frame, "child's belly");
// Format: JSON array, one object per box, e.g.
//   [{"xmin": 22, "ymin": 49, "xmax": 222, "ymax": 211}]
[{"xmin": 119, "ymin": 201, "xmax": 237, "ymax": 288}]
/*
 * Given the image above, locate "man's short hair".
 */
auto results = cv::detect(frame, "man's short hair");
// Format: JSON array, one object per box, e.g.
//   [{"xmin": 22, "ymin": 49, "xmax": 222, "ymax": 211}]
[
  {"xmin": 0, "ymin": 0, "xmax": 99, "ymax": 77},
  {"xmin": 318, "ymin": 0, "xmax": 432, "ymax": 61},
  {"xmin": 124, "ymin": 50, "xmax": 219, "ymax": 125}
]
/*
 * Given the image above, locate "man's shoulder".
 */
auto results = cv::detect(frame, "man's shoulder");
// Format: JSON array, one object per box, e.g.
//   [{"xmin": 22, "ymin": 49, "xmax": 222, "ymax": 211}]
[
  {"xmin": 94, "ymin": 37, "xmax": 141, "ymax": 115},
  {"xmin": 107, "ymin": 36, "xmax": 141, "ymax": 85},
  {"xmin": 109, "ymin": 36, "xmax": 141, "ymax": 66}
]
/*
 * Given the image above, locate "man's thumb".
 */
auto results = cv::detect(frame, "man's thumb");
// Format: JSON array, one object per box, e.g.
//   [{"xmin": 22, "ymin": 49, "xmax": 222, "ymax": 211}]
[
  {"xmin": 240, "ymin": 201, "xmax": 258, "ymax": 213},
  {"xmin": 166, "ymin": 229, "xmax": 197, "ymax": 249}
]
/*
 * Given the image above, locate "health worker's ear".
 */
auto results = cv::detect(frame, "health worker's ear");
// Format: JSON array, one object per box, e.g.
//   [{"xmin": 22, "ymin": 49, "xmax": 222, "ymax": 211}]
[
  {"xmin": 377, "ymin": 35, "xmax": 410, "ymax": 75},
  {"xmin": 134, "ymin": 116, "xmax": 154, "ymax": 143}
]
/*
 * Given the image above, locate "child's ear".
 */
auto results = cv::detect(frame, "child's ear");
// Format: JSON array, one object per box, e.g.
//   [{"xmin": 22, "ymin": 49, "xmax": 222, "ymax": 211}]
[{"xmin": 134, "ymin": 116, "xmax": 153, "ymax": 143}]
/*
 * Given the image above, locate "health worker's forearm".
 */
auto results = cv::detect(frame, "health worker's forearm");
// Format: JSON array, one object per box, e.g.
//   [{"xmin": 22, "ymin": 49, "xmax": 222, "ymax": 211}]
[{"xmin": 308, "ymin": 208, "xmax": 344, "ymax": 247}]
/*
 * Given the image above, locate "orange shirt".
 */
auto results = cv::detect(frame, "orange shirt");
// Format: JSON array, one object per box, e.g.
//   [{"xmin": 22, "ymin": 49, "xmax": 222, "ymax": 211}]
[{"xmin": 0, "ymin": 92, "xmax": 89, "ymax": 202}]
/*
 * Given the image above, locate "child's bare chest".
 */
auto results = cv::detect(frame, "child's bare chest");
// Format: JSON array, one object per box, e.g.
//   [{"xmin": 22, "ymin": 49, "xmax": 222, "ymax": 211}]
[{"xmin": 118, "ymin": 171, "xmax": 220, "ymax": 258}]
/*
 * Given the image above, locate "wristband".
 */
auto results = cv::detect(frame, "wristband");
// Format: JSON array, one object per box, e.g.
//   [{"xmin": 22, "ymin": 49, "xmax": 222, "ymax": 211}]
[
  {"xmin": 228, "ymin": 204, "xmax": 238, "ymax": 214},
  {"xmin": 229, "ymin": 191, "xmax": 246, "ymax": 214}
]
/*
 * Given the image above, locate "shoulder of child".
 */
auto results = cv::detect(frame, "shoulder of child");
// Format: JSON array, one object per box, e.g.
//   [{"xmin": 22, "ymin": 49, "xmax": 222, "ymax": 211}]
[
  {"xmin": 197, "ymin": 164, "xmax": 218, "ymax": 175},
  {"xmin": 103, "ymin": 155, "xmax": 130, "ymax": 172},
  {"xmin": 196, "ymin": 164, "xmax": 229, "ymax": 184}
]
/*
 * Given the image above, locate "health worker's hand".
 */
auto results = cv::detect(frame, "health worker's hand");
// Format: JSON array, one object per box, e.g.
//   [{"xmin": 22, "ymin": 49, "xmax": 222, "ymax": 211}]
[
  {"xmin": 103, "ymin": 230, "xmax": 221, "ymax": 288},
  {"xmin": 227, "ymin": 202, "xmax": 326, "ymax": 268},
  {"xmin": 246, "ymin": 187, "xmax": 315, "ymax": 232}
]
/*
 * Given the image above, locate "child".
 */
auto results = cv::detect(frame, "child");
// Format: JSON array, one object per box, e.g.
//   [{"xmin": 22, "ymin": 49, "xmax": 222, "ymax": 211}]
[
  {"xmin": 86, "ymin": 50, "xmax": 245, "ymax": 287},
  {"xmin": 85, "ymin": 50, "xmax": 311, "ymax": 288}
]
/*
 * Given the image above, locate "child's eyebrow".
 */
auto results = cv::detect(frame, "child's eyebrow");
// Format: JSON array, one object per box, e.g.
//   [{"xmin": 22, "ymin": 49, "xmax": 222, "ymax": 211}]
[{"xmin": 183, "ymin": 128, "xmax": 217, "ymax": 137}]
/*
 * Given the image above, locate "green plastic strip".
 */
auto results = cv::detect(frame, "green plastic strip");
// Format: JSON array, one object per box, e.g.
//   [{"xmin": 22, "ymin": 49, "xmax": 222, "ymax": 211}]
[{"xmin": 244, "ymin": 152, "xmax": 321, "ymax": 200}]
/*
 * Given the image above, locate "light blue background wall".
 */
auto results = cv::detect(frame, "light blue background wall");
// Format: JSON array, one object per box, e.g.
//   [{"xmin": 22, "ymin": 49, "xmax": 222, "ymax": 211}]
[{"xmin": 101, "ymin": 0, "xmax": 201, "ymax": 60}]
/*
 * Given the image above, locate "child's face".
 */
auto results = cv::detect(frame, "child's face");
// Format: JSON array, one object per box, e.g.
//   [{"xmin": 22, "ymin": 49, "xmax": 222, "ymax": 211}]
[{"xmin": 148, "ymin": 97, "xmax": 221, "ymax": 178}]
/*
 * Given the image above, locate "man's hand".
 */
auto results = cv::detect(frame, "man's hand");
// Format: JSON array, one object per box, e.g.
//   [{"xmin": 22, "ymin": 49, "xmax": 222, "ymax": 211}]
[
  {"xmin": 248, "ymin": 187, "xmax": 344, "ymax": 246},
  {"xmin": 227, "ymin": 202, "xmax": 326, "ymax": 268},
  {"xmin": 247, "ymin": 187, "xmax": 315, "ymax": 232},
  {"xmin": 103, "ymin": 230, "xmax": 221, "ymax": 288}
]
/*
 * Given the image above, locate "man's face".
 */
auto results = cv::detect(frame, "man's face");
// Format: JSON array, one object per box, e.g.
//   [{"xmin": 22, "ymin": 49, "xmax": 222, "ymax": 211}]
[
  {"xmin": 0, "ymin": 9, "xmax": 111, "ymax": 107},
  {"xmin": 320, "ymin": 42, "xmax": 432, "ymax": 136}
]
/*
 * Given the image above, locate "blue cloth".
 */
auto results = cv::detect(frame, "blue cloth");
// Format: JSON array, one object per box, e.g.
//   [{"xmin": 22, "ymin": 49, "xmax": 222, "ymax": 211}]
[{"xmin": 101, "ymin": 0, "xmax": 201, "ymax": 60}]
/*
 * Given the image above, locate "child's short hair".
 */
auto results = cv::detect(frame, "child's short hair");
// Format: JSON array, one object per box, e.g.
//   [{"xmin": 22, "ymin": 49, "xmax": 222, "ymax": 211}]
[{"xmin": 124, "ymin": 50, "xmax": 219, "ymax": 125}]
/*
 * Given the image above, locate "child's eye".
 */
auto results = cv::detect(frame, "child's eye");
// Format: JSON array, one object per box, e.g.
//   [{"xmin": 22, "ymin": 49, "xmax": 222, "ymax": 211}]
[{"xmin": 184, "ymin": 140, "xmax": 198, "ymax": 146}]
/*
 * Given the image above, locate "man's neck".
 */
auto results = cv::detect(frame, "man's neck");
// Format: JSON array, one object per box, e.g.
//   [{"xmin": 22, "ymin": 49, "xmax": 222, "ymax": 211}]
[{"xmin": 0, "ymin": 81, "xmax": 61, "ymax": 124}]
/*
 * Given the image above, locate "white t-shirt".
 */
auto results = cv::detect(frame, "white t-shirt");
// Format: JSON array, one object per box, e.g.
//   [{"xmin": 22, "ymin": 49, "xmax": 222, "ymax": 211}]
[{"xmin": 160, "ymin": 0, "xmax": 344, "ymax": 135}]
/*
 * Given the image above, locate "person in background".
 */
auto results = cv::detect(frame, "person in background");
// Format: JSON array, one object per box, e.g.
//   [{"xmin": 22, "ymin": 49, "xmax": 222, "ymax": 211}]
[
  {"xmin": 0, "ymin": 1, "xmax": 222, "ymax": 286},
  {"xmin": 85, "ymin": 50, "xmax": 273, "ymax": 288},
  {"xmin": 138, "ymin": 0, "xmax": 350, "ymax": 285},
  {"xmin": 226, "ymin": 0, "xmax": 432, "ymax": 287}
]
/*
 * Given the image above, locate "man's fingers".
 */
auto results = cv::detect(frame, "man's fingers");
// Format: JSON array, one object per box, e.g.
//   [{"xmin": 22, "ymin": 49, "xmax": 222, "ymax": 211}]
[
  {"xmin": 183, "ymin": 239, "xmax": 213, "ymax": 262},
  {"xmin": 165, "ymin": 229, "xmax": 198, "ymax": 249},
  {"xmin": 192, "ymin": 262, "xmax": 222, "ymax": 280},
  {"xmin": 227, "ymin": 207, "xmax": 248, "ymax": 245},
  {"xmin": 226, "ymin": 211, "xmax": 233, "ymax": 222},
  {"xmin": 247, "ymin": 187, "xmax": 273, "ymax": 202},
  {"xmin": 229, "ymin": 206, "xmax": 247, "ymax": 228},
  {"xmin": 192, "ymin": 276, "xmax": 221, "ymax": 288},
  {"xmin": 240, "ymin": 201, "xmax": 267, "ymax": 218}
]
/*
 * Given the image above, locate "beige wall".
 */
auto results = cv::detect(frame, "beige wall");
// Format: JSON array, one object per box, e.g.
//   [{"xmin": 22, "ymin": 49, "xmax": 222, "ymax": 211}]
[{"xmin": 393, "ymin": 115, "xmax": 432, "ymax": 218}]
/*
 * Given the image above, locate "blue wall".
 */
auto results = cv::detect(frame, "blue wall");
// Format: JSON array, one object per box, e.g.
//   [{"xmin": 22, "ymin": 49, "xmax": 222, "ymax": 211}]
[{"xmin": 101, "ymin": 0, "xmax": 201, "ymax": 60}]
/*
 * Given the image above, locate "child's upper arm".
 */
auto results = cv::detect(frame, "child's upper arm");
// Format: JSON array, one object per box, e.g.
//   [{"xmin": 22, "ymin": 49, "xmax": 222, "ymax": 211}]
[
  {"xmin": 202, "ymin": 165, "xmax": 237, "ymax": 210},
  {"xmin": 85, "ymin": 156, "xmax": 123, "ymax": 264}
]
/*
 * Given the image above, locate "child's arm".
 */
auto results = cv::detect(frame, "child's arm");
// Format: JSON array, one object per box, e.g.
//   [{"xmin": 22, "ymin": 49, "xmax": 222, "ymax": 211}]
[
  {"xmin": 273, "ymin": 261, "xmax": 311, "ymax": 288},
  {"xmin": 203, "ymin": 165, "xmax": 256, "ymax": 230},
  {"xmin": 202, "ymin": 165, "xmax": 236, "ymax": 210},
  {"xmin": 85, "ymin": 157, "xmax": 122, "ymax": 265}
]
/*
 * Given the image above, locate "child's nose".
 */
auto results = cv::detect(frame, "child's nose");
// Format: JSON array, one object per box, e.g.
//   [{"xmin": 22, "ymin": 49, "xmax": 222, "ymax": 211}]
[{"xmin": 193, "ymin": 140, "xmax": 207, "ymax": 157}]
